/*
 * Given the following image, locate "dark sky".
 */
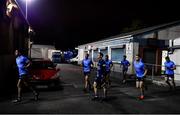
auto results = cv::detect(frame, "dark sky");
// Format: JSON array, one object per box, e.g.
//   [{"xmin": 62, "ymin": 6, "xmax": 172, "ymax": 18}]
[{"xmin": 17, "ymin": 0, "xmax": 180, "ymax": 50}]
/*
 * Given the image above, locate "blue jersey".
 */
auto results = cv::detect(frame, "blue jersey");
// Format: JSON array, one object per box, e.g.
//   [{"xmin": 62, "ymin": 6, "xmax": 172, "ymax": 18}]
[
  {"xmin": 105, "ymin": 59, "xmax": 113, "ymax": 72},
  {"xmin": 82, "ymin": 58, "xmax": 93, "ymax": 72},
  {"xmin": 16, "ymin": 55, "xmax": 30, "ymax": 76},
  {"xmin": 121, "ymin": 59, "xmax": 130, "ymax": 71},
  {"xmin": 97, "ymin": 59, "xmax": 106, "ymax": 78},
  {"xmin": 134, "ymin": 61, "xmax": 145, "ymax": 78},
  {"xmin": 164, "ymin": 61, "xmax": 175, "ymax": 75}
]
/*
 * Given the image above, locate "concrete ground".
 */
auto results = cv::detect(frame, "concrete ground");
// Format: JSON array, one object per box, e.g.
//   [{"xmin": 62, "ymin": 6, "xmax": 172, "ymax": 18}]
[{"xmin": 0, "ymin": 64, "xmax": 180, "ymax": 114}]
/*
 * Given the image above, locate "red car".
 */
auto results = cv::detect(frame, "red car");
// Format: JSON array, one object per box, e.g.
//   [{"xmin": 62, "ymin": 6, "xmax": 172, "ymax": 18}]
[{"xmin": 29, "ymin": 59, "xmax": 61, "ymax": 88}]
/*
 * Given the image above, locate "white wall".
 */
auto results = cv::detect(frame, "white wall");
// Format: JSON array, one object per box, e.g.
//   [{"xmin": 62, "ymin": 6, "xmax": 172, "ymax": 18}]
[
  {"xmin": 126, "ymin": 42, "xmax": 139, "ymax": 74},
  {"xmin": 77, "ymin": 38, "xmax": 138, "ymax": 75},
  {"xmin": 158, "ymin": 25, "xmax": 180, "ymax": 40},
  {"xmin": 169, "ymin": 38, "xmax": 180, "ymax": 80},
  {"xmin": 161, "ymin": 50, "xmax": 168, "ymax": 72},
  {"xmin": 78, "ymin": 48, "xmax": 84, "ymax": 65}
]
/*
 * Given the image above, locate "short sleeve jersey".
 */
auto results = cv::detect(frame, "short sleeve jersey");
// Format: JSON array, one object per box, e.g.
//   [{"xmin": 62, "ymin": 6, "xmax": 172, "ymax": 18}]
[
  {"xmin": 82, "ymin": 58, "xmax": 93, "ymax": 72},
  {"xmin": 97, "ymin": 59, "xmax": 106, "ymax": 78},
  {"xmin": 164, "ymin": 61, "xmax": 175, "ymax": 75},
  {"xmin": 16, "ymin": 55, "xmax": 30, "ymax": 76},
  {"xmin": 121, "ymin": 60, "xmax": 130, "ymax": 71},
  {"xmin": 105, "ymin": 59, "xmax": 113, "ymax": 72},
  {"xmin": 134, "ymin": 61, "xmax": 145, "ymax": 78}
]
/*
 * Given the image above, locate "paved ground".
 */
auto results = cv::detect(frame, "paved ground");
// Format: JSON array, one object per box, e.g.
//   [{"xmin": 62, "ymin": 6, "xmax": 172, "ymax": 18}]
[{"xmin": 0, "ymin": 64, "xmax": 180, "ymax": 114}]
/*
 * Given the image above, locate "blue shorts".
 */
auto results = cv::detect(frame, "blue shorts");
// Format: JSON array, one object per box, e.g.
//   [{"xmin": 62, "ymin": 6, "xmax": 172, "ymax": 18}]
[
  {"xmin": 19, "ymin": 74, "xmax": 28, "ymax": 79},
  {"xmin": 84, "ymin": 72, "xmax": 90, "ymax": 76},
  {"xmin": 105, "ymin": 71, "xmax": 110, "ymax": 76},
  {"xmin": 166, "ymin": 74, "xmax": 174, "ymax": 78},
  {"xmin": 136, "ymin": 77, "xmax": 144, "ymax": 81},
  {"xmin": 94, "ymin": 77, "xmax": 106, "ymax": 88}
]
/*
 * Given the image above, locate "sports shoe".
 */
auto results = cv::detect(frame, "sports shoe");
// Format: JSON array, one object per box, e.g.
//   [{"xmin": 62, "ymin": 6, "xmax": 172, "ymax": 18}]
[
  {"xmin": 139, "ymin": 95, "xmax": 144, "ymax": 100},
  {"xmin": 122, "ymin": 80, "xmax": 126, "ymax": 84},
  {"xmin": 91, "ymin": 96, "xmax": 98, "ymax": 101},
  {"xmin": 12, "ymin": 98, "xmax": 21, "ymax": 103}
]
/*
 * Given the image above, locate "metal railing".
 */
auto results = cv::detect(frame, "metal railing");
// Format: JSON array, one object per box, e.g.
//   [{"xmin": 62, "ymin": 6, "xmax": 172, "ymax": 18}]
[
  {"xmin": 110, "ymin": 62, "xmax": 180, "ymax": 82},
  {"xmin": 145, "ymin": 63, "xmax": 180, "ymax": 80}
]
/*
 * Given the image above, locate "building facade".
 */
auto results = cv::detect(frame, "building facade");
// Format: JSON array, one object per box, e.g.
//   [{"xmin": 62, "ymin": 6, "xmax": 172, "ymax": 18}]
[
  {"xmin": 0, "ymin": 0, "xmax": 29, "ymax": 94},
  {"xmin": 78, "ymin": 21, "xmax": 180, "ymax": 81}
]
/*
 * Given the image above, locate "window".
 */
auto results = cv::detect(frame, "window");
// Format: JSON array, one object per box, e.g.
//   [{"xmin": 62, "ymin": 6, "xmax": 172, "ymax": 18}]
[
  {"xmin": 100, "ymin": 49, "xmax": 108, "ymax": 57},
  {"xmin": 89, "ymin": 50, "xmax": 92, "ymax": 59},
  {"xmin": 111, "ymin": 48, "xmax": 124, "ymax": 62},
  {"xmin": 93, "ymin": 50, "xmax": 98, "ymax": 62}
]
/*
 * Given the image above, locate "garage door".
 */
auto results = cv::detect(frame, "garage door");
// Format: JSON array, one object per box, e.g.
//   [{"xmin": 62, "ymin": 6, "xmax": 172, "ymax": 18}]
[{"xmin": 111, "ymin": 48, "xmax": 125, "ymax": 62}]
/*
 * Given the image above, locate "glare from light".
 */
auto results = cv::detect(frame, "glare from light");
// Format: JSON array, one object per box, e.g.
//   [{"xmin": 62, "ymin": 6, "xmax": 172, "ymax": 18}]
[{"xmin": 20, "ymin": 0, "xmax": 35, "ymax": 4}]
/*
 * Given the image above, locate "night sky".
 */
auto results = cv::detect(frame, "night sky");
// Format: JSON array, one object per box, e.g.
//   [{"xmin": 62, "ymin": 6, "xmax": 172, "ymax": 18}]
[{"xmin": 16, "ymin": 0, "xmax": 180, "ymax": 50}]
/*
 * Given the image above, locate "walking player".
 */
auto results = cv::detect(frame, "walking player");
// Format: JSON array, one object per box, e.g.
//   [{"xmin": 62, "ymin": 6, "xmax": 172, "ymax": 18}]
[
  {"xmin": 82, "ymin": 53, "xmax": 94, "ymax": 92},
  {"xmin": 164, "ymin": 56, "xmax": 176, "ymax": 91},
  {"xmin": 92, "ymin": 52, "xmax": 107, "ymax": 101},
  {"xmin": 13, "ymin": 49, "xmax": 39, "ymax": 103},
  {"xmin": 134, "ymin": 54, "xmax": 147, "ymax": 100},
  {"xmin": 105, "ymin": 55, "xmax": 113, "ymax": 87},
  {"xmin": 120, "ymin": 55, "xmax": 130, "ymax": 83}
]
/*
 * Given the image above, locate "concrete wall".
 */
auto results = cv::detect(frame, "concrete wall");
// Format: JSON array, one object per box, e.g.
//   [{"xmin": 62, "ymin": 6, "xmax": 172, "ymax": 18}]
[
  {"xmin": 158, "ymin": 25, "xmax": 180, "ymax": 40},
  {"xmin": 0, "ymin": 55, "xmax": 17, "ymax": 94},
  {"xmin": 169, "ymin": 38, "xmax": 180, "ymax": 80}
]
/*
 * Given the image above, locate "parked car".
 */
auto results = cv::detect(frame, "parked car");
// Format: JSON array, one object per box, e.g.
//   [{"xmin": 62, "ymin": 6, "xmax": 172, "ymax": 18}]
[{"xmin": 29, "ymin": 59, "xmax": 61, "ymax": 88}]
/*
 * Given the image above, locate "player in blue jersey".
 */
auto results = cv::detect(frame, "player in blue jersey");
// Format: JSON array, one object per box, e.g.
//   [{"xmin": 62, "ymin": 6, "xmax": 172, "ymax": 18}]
[
  {"xmin": 92, "ymin": 52, "xmax": 107, "ymax": 101},
  {"xmin": 105, "ymin": 55, "xmax": 113, "ymax": 87},
  {"xmin": 12, "ymin": 49, "xmax": 39, "ymax": 103},
  {"xmin": 134, "ymin": 54, "xmax": 147, "ymax": 100},
  {"xmin": 82, "ymin": 53, "xmax": 94, "ymax": 92},
  {"xmin": 164, "ymin": 56, "xmax": 176, "ymax": 91},
  {"xmin": 120, "ymin": 55, "xmax": 130, "ymax": 83}
]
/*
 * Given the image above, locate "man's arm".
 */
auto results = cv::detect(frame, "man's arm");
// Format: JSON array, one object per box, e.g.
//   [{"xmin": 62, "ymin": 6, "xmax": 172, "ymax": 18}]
[
  {"xmin": 128, "ymin": 61, "xmax": 131, "ymax": 66},
  {"xmin": 110, "ymin": 61, "xmax": 113, "ymax": 69},
  {"xmin": 81, "ymin": 60, "xmax": 84, "ymax": 67},
  {"xmin": 25, "ymin": 61, "xmax": 31, "ymax": 68},
  {"xmin": 172, "ymin": 63, "xmax": 176, "ymax": 70},
  {"xmin": 24, "ymin": 57, "xmax": 31, "ymax": 69},
  {"xmin": 143, "ymin": 65, "xmax": 148, "ymax": 77}
]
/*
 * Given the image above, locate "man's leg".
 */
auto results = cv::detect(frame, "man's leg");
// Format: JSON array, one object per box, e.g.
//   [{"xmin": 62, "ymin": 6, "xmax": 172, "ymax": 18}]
[
  {"xmin": 92, "ymin": 81, "xmax": 98, "ymax": 100},
  {"xmin": 84, "ymin": 75, "xmax": 88, "ymax": 89},
  {"xmin": 122, "ymin": 70, "xmax": 127, "ymax": 83},
  {"xmin": 83, "ymin": 75, "xmax": 89, "ymax": 92},
  {"xmin": 23, "ymin": 78, "xmax": 39, "ymax": 101},
  {"xmin": 17, "ymin": 79, "xmax": 22, "ymax": 99},
  {"xmin": 93, "ymin": 81, "xmax": 98, "ymax": 96},
  {"xmin": 165, "ymin": 76, "xmax": 172, "ymax": 90},
  {"xmin": 87, "ymin": 73, "xmax": 92, "ymax": 90},
  {"xmin": 171, "ymin": 77, "xmax": 176, "ymax": 90},
  {"xmin": 136, "ymin": 80, "xmax": 140, "ymax": 89},
  {"xmin": 107, "ymin": 73, "xmax": 111, "ymax": 86},
  {"xmin": 139, "ymin": 81, "xmax": 144, "ymax": 99},
  {"xmin": 103, "ymin": 84, "xmax": 107, "ymax": 99},
  {"xmin": 12, "ymin": 79, "xmax": 22, "ymax": 103}
]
